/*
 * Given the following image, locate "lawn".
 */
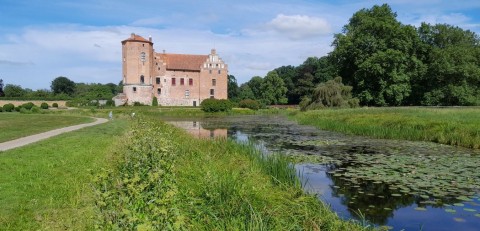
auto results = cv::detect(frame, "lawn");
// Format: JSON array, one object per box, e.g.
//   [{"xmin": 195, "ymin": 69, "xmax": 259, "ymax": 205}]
[
  {"xmin": 0, "ymin": 113, "xmax": 94, "ymax": 143},
  {"xmin": 0, "ymin": 119, "xmax": 128, "ymax": 230},
  {"xmin": 291, "ymin": 107, "xmax": 480, "ymax": 149}
]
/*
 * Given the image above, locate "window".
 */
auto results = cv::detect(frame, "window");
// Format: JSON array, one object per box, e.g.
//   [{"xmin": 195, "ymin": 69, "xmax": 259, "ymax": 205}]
[
  {"xmin": 164, "ymin": 79, "xmax": 166, "ymax": 82},
  {"xmin": 218, "ymin": 70, "xmax": 221, "ymax": 74},
  {"xmin": 140, "ymin": 75, "xmax": 144, "ymax": 84},
  {"xmin": 216, "ymin": 63, "xmax": 219, "ymax": 67},
  {"xmin": 212, "ymin": 79, "xmax": 216, "ymax": 86},
  {"xmin": 189, "ymin": 78, "xmax": 193, "ymax": 86},
  {"xmin": 157, "ymin": 88, "xmax": 161, "ymax": 95},
  {"xmin": 185, "ymin": 90, "xmax": 190, "ymax": 97},
  {"xmin": 133, "ymin": 87, "xmax": 137, "ymax": 92},
  {"xmin": 180, "ymin": 78, "xmax": 185, "ymax": 85},
  {"xmin": 172, "ymin": 78, "xmax": 176, "ymax": 86},
  {"xmin": 209, "ymin": 70, "xmax": 212, "ymax": 74},
  {"xmin": 210, "ymin": 89, "xmax": 214, "ymax": 96},
  {"xmin": 156, "ymin": 78, "xmax": 160, "ymax": 84}
]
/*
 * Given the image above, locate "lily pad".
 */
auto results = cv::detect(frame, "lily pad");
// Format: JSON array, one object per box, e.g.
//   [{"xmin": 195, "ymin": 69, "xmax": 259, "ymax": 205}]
[
  {"xmin": 415, "ymin": 207, "xmax": 427, "ymax": 211},
  {"xmin": 445, "ymin": 209, "xmax": 456, "ymax": 213}
]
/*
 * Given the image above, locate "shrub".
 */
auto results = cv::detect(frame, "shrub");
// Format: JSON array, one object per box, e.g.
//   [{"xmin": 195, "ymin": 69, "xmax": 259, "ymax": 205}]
[
  {"xmin": 200, "ymin": 98, "xmax": 233, "ymax": 112},
  {"xmin": 152, "ymin": 96, "xmax": 158, "ymax": 106},
  {"xmin": 3, "ymin": 103, "xmax": 14, "ymax": 112},
  {"xmin": 238, "ymin": 99, "xmax": 261, "ymax": 110},
  {"xmin": 52, "ymin": 103, "xmax": 59, "ymax": 108},
  {"xmin": 14, "ymin": 106, "xmax": 23, "ymax": 112},
  {"xmin": 21, "ymin": 102, "xmax": 35, "ymax": 110},
  {"xmin": 40, "ymin": 102, "xmax": 49, "ymax": 109},
  {"xmin": 31, "ymin": 106, "xmax": 41, "ymax": 113},
  {"xmin": 19, "ymin": 107, "xmax": 30, "ymax": 114},
  {"xmin": 106, "ymin": 99, "xmax": 115, "ymax": 107},
  {"xmin": 133, "ymin": 102, "xmax": 147, "ymax": 106},
  {"xmin": 0, "ymin": 107, "xmax": 3, "ymax": 112}
]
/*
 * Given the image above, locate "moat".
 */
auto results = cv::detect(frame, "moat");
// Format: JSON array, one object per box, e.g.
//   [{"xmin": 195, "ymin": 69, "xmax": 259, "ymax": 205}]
[{"xmin": 165, "ymin": 115, "xmax": 480, "ymax": 231}]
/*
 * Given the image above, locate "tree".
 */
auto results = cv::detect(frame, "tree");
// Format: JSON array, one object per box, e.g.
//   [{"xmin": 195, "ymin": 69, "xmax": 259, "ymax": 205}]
[
  {"xmin": 237, "ymin": 84, "xmax": 255, "ymax": 101},
  {"xmin": 227, "ymin": 75, "xmax": 239, "ymax": 101},
  {"xmin": 259, "ymin": 71, "xmax": 288, "ymax": 105},
  {"xmin": 300, "ymin": 77, "xmax": 359, "ymax": 110},
  {"xmin": 4, "ymin": 84, "xmax": 26, "ymax": 97},
  {"xmin": 331, "ymin": 4, "xmax": 426, "ymax": 106},
  {"xmin": 247, "ymin": 76, "xmax": 264, "ymax": 99},
  {"xmin": 0, "ymin": 79, "xmax": 4, "ymax": 97},
  {"xmin": 51, "ymin": 76, "xmax": 75, "ymax": 96},
  {"xmin": 414, "ymin": 23, "xmax": 480, "ymax": 106},
  {"xmin": 274, "ymin": 65, "xmax": 297, "ymax": 103}
]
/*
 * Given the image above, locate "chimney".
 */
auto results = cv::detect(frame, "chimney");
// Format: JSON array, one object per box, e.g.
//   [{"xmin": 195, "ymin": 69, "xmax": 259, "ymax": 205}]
[
  {"xmin": 149, "ymin": 35, "xmax": 152, "ymax": 42},
  {"xmin": 131, "ymin": 33, "xmax": 135, "ymax": 38},
  {"xmin": 211, "ymin": 48, "xmax": 216, "ymax": 55}
]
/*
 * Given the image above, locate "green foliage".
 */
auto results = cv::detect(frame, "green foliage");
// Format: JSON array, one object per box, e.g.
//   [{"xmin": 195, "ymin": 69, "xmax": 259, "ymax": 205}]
[
  {"xmin": 2, "ymin": 103, "xmax": 14, "ymax": 112},
  {"xmin": 133, "ymin": 101, "xmax": 148, "ymax": 106},
  {"xmin": 31, "ymin": 106, "xmax": 40, "ymax": 113},
  {"xmin": 292, "ymin": 107, "xmax": 480, "ymax": 149},
  {"xmin": 152, "ymin": 96, "xmax": 158, "ymax": 106},
  {"xmin": 200, "ymin": 98, "xmax": 233, "ymax": 112},
  {"xmin": 238, "ymin": 99, "xmax": 261, "ymax": 110},
  {"xmin": 0, "ymin": 107, "xmax": 2, "ymax": 112},
  {"xmin": 227, "ymin": 74, "xmax": 240, "ymax": 101},
  {"xmin": 52, "ymin": 103, "xmax": 59, "ymax": 108},
  {"xmin": 94, "ymin": 120, "xmax": 183, "ymax": 230},
  {"xmin": 4, "ymin": 84, "xmax": 27, "ymax": 97},
  {"xmin": 14, "ymin": 106, "xmax": 22, "ymax": 112},
  {"xmin": 21, "ymin": 102, "xmax": 34, "ymax": 110},
  {"xmin": 51, "ymin": 76, "xmax": 76, "ymax": 96},
  {"xmin": 40, "ymin": 102, "xmax": 49, "ymax": 109},
  {"xmin": 331, "ymin": 4, "xmax": 425, "ymax": 106},
  {"xmin": 74, "ymin": 83, "xmax": 115, "ymax": 100},
  {"xmin": 237, "ymin": 84, "xmax": 255, "ymax": 101},
  {"xmin": 260, "ymin": 71, "xmax": 288, "ymax": 105},
  {"xmin": 302, "ymin": 77, "xmax": 359, "ymax": 110}
]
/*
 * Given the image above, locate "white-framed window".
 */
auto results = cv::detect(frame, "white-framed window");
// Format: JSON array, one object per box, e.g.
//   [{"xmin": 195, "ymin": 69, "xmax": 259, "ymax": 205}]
[{"xmin": 185, "ymin": 90, "xmax": 190, "ymax": 97}]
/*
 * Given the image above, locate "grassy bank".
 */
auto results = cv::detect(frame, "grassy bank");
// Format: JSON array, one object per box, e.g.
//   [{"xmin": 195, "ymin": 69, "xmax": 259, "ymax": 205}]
[
  {"xmin": 0, "ymin": 119, "xmax": 128, "ymax": 230},
  {"xmin": 291, "ymin": 107, "xmax": 480, "ymax": 149},
  {"xmin": 0, "ymin": 113, "xmax": 94, "ymax": 142},
  {"xmin": 94, "ymin": 118, "xmax": 368, "ymax": 230}
]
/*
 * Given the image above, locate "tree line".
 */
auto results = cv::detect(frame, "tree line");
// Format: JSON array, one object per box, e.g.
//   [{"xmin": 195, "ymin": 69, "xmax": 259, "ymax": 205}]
[
  {"xmin": 229, "ymin": 4, "xmax": 480, "ymax": 107},
  {"xmin": 0, "ymin": 76, "xmax": 122, "ymax": 103}
]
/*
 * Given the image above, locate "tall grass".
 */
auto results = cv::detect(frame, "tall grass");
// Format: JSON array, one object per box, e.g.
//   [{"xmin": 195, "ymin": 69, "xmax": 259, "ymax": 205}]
[
  {"xmin": 94, "ymin": 117, "xmax": 369, "ymax": 230},
  {"xmin": 291, "ymin": 107, "xmax": 480, "ymax": 149}
]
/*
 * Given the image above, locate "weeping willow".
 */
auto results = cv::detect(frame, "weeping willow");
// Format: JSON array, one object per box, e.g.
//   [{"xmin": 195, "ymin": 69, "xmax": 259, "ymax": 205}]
[{"xmin": 300, "ymin": 77, "xmax": 359, "ymax": 111}]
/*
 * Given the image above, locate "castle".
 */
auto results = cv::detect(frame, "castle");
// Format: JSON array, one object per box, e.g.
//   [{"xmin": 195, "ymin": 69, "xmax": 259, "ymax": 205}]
[{"xmin": 114, "ymin": 33, "xmax": 228, "ymax": 106}]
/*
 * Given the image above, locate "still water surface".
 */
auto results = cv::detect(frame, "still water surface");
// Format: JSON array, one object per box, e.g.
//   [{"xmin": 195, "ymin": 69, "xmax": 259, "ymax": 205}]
[{"xmin": 165, "ymin": 115, "xmax": 480, "ymax": 231}]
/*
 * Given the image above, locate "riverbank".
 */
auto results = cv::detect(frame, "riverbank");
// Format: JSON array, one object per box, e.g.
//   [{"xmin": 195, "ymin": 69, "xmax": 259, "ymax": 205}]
[
  {"xmin": 290, "ymin": 107, "xmax": 480, "ymax": 149},
  {"xmin": 94, "ymin": 118, "xmax": 369, "ymax": 230}
]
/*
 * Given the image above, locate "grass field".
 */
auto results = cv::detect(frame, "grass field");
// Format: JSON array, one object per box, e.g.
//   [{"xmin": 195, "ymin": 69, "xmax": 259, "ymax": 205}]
[
  {"xmin": 0, "ymin": 113, "xmax": 94, "ymax": 143},
  {"xmin": 0, "ymin": 119, "xmax": 128, "ymax": 230},
  {"xmin": 291, "ymin": 107, "xmax": 480, "ymax": 149}
]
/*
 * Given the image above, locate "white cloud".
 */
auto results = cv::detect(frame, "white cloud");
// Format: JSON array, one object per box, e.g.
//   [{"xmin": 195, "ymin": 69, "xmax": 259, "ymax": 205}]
[
  {"xmin": 130, "ymin": 17, "xmax": 165, "ymax": 27},
  {"xmin": 266, "ymin": 14, "xmax": 331, "ymax": 40}
]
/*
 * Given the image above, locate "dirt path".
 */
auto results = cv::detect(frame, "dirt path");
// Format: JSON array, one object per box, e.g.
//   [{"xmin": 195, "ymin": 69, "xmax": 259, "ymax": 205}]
[{"xmin": 0, "ymin": 118, "xmax": 109, "ymax": 152}]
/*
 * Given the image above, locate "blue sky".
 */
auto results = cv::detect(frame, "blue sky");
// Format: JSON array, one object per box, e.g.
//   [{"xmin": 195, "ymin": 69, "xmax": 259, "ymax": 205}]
[{"xmin": 1, "ymin": 0, "xmax": 479, "ymax": 90}]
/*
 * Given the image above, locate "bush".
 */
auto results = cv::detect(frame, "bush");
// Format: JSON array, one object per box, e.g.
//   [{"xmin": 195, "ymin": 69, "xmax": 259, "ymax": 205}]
[
  {"xmin": 21, "ymin": 102, "xmax": 35, "ymax": 110},
  {"xmin": 14, "ymin": 106, "xmax": 22, "ymax": 112},
  {"xmin": 31, "ymin": 106, "xmax": 41, "ymax": 113},
  {"xmin": 106, "ymin": 99, "xmax": 115, "ymax": 107},
  {"xmin": 152, "ymin": 96, "xmax": 158, "ymax": 106},
  {"xmin": 3, "ymin": 103, "xmax": 14, "ymax": 112},
  {"xmin": 0, "ymin": 107, "xmax": 3, "ymax": 112},
  {"xmin": 52, "ymin": 103, "xmax": 59, "ymax": 108},
  {"xmin": 238, "ymin": 99, "xmax": 261, "ymax": 110},
  {"xmin": 133, "ymin": 102, "xmax": 147, "ymax": 106},
  {"xmin": 200, "ymin": 98, "xmax": 233, "ymax": 112},
  {"xmin": 40, "ymin": 102, "xmax": 49, "ymax": 109},
  {"xmin": 19, "ymin": 107, "xmax": 30, "ymax": 114}
]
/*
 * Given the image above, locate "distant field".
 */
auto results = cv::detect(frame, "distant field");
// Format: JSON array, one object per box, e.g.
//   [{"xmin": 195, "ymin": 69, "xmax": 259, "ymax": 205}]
[
  {"xmin": 0, "ymin": 114, "xmax": 94, "ymax": 143},
  {"xmin": 291, "ymin": 107, "xmax": 480, "ymax": 149}
]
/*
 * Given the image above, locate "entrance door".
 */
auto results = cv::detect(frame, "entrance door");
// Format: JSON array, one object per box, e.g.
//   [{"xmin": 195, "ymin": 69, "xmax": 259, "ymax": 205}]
[{"xmin": 193, "ymin": 101, "xmax": 197, "ymax": 107}]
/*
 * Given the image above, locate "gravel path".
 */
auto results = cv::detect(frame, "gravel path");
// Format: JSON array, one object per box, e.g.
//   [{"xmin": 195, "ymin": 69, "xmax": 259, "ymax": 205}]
[{"xmin": 0, "ymin": 118, "xmax": 109, "ymax": 152}]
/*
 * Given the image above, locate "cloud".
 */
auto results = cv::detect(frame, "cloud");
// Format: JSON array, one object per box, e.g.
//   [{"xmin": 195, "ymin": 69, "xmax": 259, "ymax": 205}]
[
  {"xmin": 0, "ymin": 60, "xmax": 34, "ymax": 66},
  {"xmin": 130, "ymin": 17, "xmax": 165, "ymax": 27},
  {"xmin": 265, "ymin": 14, "xmax": 331, "ymax": 40}
]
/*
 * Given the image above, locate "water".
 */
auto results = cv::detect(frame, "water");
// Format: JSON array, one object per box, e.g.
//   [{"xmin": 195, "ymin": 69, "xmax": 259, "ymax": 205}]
[{"xmin": 165, "ymin": 115, "xmax": 480, "ymax": 231}]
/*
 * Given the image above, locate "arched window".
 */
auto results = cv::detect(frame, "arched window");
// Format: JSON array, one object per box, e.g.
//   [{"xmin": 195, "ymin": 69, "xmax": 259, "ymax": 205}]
[{"xmin": 140, "ymin": 75, "xmax": 144, "ymax": 84}]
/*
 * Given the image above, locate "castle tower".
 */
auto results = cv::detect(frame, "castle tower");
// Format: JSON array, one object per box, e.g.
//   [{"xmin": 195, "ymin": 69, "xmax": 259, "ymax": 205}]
[{"xmin": 121, "ymin": 33, "xmax": 154, "ymax": 105}]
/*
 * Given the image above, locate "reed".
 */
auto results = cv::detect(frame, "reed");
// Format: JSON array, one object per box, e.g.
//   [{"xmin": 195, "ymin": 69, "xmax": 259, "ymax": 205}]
[{"xmin": 291, "ymin": 107, "xmax": 480, "ymax": 149}]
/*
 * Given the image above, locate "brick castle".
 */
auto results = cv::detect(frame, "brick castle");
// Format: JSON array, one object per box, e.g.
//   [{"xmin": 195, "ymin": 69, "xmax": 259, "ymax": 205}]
[{"xmin": 114, "ymin": 33, "xmax": 228, "ymax": 106}]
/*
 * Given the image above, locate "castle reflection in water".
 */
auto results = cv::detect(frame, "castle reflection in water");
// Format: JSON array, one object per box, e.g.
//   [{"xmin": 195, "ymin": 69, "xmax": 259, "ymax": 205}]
[{"xmin": 168, "ymin": 121, "xmax": 227, "ymax": 139}]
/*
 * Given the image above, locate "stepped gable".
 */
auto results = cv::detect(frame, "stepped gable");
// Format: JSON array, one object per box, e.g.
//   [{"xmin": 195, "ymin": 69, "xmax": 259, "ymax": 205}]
[{"xmin": 160, "ymin": 53, "xmax": 208, "ymax": 71}]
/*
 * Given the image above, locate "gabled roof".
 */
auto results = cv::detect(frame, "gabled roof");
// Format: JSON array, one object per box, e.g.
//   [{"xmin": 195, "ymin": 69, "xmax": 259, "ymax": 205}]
[
  {"xmin": 122, "ymin": 33, "xmax": 152, "ymax": 44},
  {"xmin": 161, "ymin": 53, "xmax": 208, "ymax": 71}
]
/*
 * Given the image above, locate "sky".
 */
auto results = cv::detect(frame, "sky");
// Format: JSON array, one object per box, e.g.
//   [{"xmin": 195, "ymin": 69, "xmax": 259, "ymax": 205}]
[{"xmin": 0, "ymin": 0, "xmax": 479, "ymax": 90}]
